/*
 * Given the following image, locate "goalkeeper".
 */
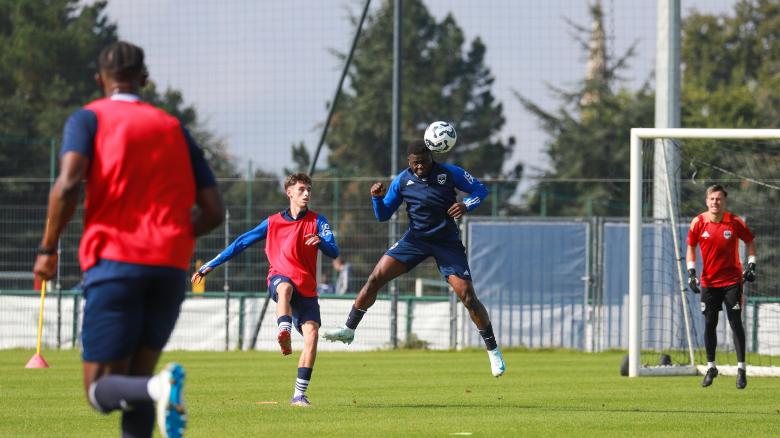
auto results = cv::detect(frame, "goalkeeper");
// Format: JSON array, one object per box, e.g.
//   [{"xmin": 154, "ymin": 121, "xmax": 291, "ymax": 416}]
[{"xmin": 686, "ymin": 184, "xmax": 756, "ymax": 390}]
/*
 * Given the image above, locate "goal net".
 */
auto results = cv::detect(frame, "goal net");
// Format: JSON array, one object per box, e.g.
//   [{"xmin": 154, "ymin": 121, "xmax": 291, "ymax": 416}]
[{"xmin": 628, "ymin": 128, "xmax": 780, "ymax": 377}]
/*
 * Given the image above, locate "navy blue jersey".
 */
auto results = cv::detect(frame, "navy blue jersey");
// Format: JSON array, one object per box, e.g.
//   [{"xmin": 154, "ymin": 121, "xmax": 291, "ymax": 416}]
[{"xmin": 373, "ymin": 162, "xmax": 488, "ymax": 239}]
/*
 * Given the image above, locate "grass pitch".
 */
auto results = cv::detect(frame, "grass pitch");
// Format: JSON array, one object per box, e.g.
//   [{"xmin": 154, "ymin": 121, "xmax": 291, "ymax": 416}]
[{"xmin": 1, "ymin": 348, "xmax": 779, "ymax": 437}]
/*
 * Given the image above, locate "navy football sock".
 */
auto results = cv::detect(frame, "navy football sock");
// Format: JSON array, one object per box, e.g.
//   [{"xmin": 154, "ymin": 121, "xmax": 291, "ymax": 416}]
[
  {"xmin": 277, "ymin": 315, "xmax": 293, "ymax": 333},
  {"xmin": 294, "ymin": 367, "xmax": 314, "ymax": 397},
  {"xmin": 90, "ymin": 375, "xmax": 153, "ymax": 413},
  {"xmin": 345, "ymin": 305, "xmax": 367, "ymax": 330},
  {"xmin": 120, "ymin": 401, "xmax": 154, "ymax": 438},
  {"xmin": 479, "ymin": 324, "xmax": 498, "ymax": 351}
]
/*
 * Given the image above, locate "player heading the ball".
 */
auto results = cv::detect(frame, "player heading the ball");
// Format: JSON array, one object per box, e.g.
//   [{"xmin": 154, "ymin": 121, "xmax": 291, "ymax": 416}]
[{"xmin": 323, "ymin": 140, "xmax": 505, "ymax": 378}]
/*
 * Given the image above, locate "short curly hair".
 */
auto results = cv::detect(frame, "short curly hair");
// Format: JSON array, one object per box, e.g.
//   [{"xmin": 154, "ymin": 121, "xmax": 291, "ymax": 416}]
[
  {"xmin": 407, "ymin": 140, "xmax": 430, "ymax": 156},
  {"xmin": 98, "ymin": 41, "xmax": 148, "ymax": 82}
]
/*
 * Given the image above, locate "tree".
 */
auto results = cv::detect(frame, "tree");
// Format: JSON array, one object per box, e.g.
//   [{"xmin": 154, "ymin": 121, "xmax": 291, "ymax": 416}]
[
  {"xmin": 0, "ymin": 0, "xmax": 248, "ymax": 288},
  {"xmin": 324, "ymin": 0, "xmax": 517, "ymax": 182},
  {"xmin": 516, "ymin": 1, "xmax": 653, "ymax": 217},
  {"xmin": 0, "ymin": 0, "xmax": 235, "ymax": 181},
  {"xmin": 678, "ymin": 0, "xmax": 780, "ymax": 296},
  {"xmin": 301, "ymin": 0, "xmax": 521, "ymax": 289},
  {"xmin": 681, "ymin": 0, "xmax": 780, "ymax": 129},
  {"xmin": 0, "ymin": 0, "xmax": 114, "ymax": 179}
]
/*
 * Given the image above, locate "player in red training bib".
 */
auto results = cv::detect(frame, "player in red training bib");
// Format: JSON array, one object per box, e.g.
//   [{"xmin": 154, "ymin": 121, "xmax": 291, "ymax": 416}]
[
  {"xmin": 192, "ymin": 173, "xmax": 339, "ymax": 407},
  {"xmin": 686, "ymin": 184, "xmax": 756, "ymax": 389},
  {"xmin": 33, "ymin": 41, "xmax": 224, "ymax": 438}
]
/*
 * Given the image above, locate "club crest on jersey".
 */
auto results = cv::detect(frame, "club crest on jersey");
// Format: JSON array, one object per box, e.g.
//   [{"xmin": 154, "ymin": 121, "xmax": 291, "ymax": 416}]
[
  {"xmin": 701, "ymin": 231, "xmax": 710, "ymax": 239},
  {"xmin": 723, "ymin": 230, "xmax": 732, "ymax": 239},
  {"xmin": 437, "ymin": 174, "xmax": 447, "ymax": 185}
]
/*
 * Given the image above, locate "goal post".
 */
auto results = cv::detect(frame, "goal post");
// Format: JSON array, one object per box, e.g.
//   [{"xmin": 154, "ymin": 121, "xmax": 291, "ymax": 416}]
[{"xmin": 629, "ymin": 128, "xmax": 780, "ymax": 377}]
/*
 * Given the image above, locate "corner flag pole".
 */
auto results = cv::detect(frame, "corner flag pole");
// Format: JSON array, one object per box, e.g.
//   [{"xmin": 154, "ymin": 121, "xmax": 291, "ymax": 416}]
[{"xmin": 26, "ymin": 279, "xmax": 50, "ymax": 368}]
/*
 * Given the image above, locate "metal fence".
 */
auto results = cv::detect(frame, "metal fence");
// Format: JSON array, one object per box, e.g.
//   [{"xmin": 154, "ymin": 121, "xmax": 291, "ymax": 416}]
[
  {"xmin": 0, "ymin": 177, "xmax": 521, "ymax": 294},
  {"xmin": 4, "ymin": 177, "xmax": 779, "ymax": 354},
  {"xmin": 0, "ymin": 290, "xmax": 456, "ymax": 352},
  {"xmin": 5, "ymin": 210, "xmax": 780, "ymax": 354}
]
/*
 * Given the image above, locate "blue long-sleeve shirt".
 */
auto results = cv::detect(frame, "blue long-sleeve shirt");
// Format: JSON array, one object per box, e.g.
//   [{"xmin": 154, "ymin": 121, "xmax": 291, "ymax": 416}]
[
  {"xmin": 372, "ymin": 161, "xmax": 488, "ymax": 239},
  {"xmin": 203, "ymin": 208, "xmax": 338, "ymax": 270}
]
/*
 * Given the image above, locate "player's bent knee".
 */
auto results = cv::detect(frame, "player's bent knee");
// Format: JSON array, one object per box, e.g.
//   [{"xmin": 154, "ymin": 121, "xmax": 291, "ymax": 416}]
[
  {"xmin": 459, "ymin": 291, "xmax": 479, "ymax": 310},
  {"xmin": 277, "ymin": 284, "xmax": 294, "ymax": 300},
  {"xmin": 87, "ymin": 382, "xmax": 110, "ymax": 414},
  {"xmin": 703, "ymin": 307, "xmax": 719, "ymax": 321},
  {"xmin": 365, "ymin": 274, "xmax": 385, "ymax": 293}
]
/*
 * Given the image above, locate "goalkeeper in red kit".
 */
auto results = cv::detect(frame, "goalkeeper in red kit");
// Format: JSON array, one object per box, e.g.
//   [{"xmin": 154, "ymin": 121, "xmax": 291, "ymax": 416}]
[{"xmin": 686, "ymin": 184, "xmax": 756, "ymax": 389}]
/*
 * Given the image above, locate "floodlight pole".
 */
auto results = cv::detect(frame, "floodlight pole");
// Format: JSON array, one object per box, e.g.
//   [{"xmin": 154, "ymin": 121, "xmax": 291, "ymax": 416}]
[
  {"xmin": 308, "ymin": 0, "xmax": 372, "ymax": 176},
  {"xmin": 653, "ymin": 0, "xmax": 681, "ymax": 218}
]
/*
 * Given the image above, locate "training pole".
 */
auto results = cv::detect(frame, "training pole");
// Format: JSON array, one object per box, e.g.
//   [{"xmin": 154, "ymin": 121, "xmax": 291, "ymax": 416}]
[{"xmin": 26, "ymin": 280, "xmax": 50, "ymax": 368}]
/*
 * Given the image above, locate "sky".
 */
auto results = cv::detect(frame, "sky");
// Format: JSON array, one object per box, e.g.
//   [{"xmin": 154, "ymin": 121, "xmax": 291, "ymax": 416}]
[{"xmin": 102, "ymin": 0, "xmax": 738, "ymax": 179}]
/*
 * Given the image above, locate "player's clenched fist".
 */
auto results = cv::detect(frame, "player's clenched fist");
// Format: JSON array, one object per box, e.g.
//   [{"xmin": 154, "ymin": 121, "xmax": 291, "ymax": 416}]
[{"xmin": 370, "ymin": 182, "xmax": 386, "ymax": 197}]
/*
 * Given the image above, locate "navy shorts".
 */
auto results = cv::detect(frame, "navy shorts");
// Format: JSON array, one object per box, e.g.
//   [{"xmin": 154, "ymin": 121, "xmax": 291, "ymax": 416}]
[
  {"xmin": 386, "ymin": 231, "xmax": 472, "ymax": 280},
  {"xmin": 268, "ymin": 275, "xmax": 321, "ymax": 334},
  {"xmin": 81, "ymin": 262, "xmax": 186, "ymax": 362}
]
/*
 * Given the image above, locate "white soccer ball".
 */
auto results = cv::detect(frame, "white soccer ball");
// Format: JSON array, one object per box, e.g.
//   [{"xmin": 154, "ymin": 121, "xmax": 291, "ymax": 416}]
[{"xmin": 424, "ymin": 121, "xmax": 457, "ymax": 153}]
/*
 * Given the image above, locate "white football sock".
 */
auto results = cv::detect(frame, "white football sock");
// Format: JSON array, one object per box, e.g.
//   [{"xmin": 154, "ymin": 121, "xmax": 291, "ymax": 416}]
[{"xmin": 147, "ymin": 374, "xmax": 162, "ymax": 401}]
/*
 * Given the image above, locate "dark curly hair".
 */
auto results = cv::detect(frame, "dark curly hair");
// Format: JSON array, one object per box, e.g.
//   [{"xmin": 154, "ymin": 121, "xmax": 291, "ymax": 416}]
[{"xmin": 98, "ymin": 41, "xmax": 148, "ymax": 82}]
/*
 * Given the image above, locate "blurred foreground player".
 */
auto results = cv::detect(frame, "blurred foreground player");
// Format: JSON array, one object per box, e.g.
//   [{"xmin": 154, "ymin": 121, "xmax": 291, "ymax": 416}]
[{"xmin": 33, "ymin": 41, "xmax": 224, "ymax": 437}]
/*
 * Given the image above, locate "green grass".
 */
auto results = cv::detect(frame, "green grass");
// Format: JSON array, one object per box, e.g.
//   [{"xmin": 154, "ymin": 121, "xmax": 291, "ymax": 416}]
[{"xmin": 1, "ymin": 348, "xmax": 779, "ymax": 437}]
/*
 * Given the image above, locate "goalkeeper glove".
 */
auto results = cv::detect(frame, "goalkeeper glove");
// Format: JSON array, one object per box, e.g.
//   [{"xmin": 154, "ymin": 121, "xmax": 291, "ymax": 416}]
[
  {"xmin": 743, "ymin": 262, "xmax": 756, "ymax": 283},
  {"xmin": 688, "ymin": 269, "xmax": 701, "ymax": 294}
]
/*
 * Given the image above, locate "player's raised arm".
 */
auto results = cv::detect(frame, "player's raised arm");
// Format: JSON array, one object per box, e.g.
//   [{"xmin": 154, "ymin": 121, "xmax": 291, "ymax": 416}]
[
  {"xmin": 371, "ymin": 176, "xmax": 403, "ymax": 222},
  {"xmin": 192, "ymin": 219, "xmax": 269, "ymax": 284}
]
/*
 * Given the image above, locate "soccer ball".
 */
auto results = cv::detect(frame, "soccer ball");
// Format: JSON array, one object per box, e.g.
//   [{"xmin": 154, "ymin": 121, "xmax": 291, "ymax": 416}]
[{"xmin": 424, "ymin": 121, "xmax": 457, "ymax": 153}]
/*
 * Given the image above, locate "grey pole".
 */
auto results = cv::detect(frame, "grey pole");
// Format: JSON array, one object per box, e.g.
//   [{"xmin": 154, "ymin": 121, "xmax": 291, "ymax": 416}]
[
  {"xmin": 650, "ymin": 0, "xmax": 682, "ymax": 367},
  {"xmin": 653, "ymin": 0, "xmax": 681, "ymax": 219},
  {"xmin": 389, "ymin": 0, "xmax": 402, "ymax": 349},
  {"xmin": 308, "ymin": 0, "xmax": 372, "ymax": 176},
  {"xmin": 224, "ymin": 209, "xmax": 230, "ymax": 351}
]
